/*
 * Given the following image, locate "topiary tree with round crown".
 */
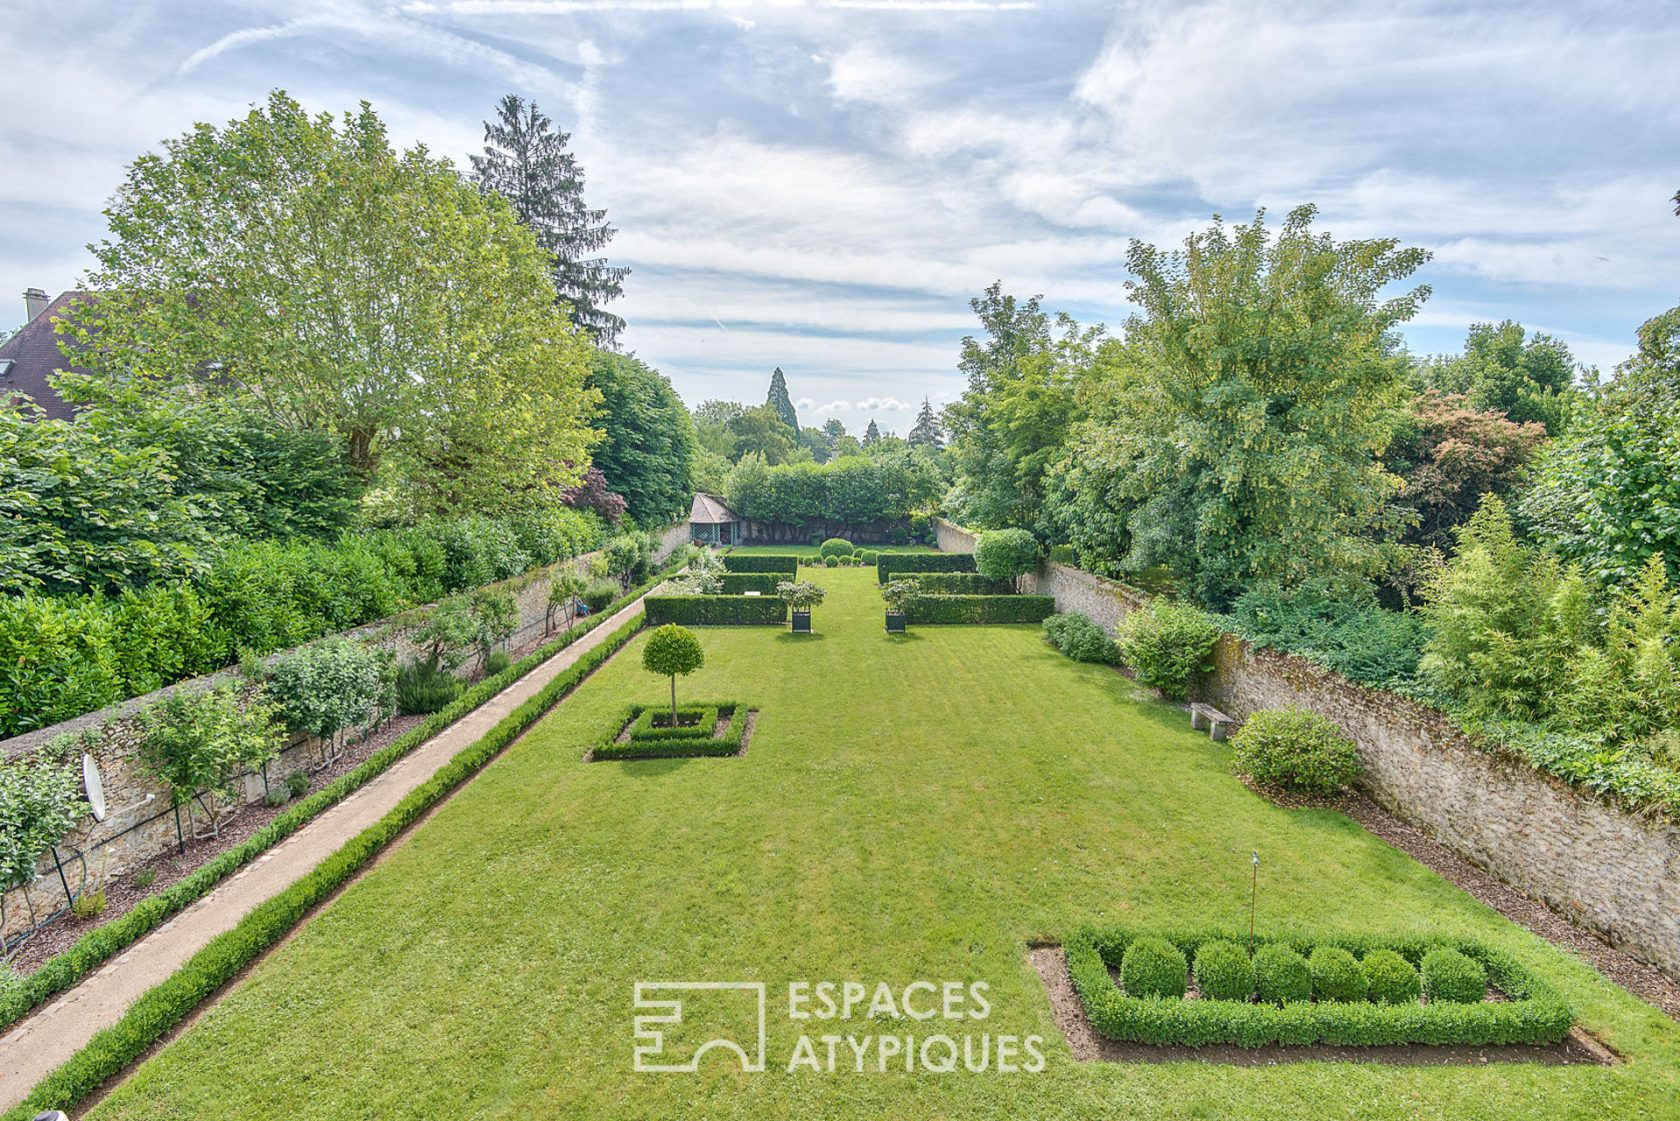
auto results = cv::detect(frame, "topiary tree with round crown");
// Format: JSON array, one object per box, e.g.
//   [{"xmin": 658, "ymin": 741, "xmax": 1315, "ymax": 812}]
[{"xmin": 642, "ymin": 624, "xmax": 705, "ymax": 728}]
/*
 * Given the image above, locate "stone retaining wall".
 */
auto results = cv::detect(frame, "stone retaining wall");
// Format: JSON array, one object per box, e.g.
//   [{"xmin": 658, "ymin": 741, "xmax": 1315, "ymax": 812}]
[
  {"xmin": 2, "ymin": 522, "xmax": 690, "ymax": 938},
  {"xmin": 933, "ymin": 518, "xmax": 1680, "ymax": 979}
]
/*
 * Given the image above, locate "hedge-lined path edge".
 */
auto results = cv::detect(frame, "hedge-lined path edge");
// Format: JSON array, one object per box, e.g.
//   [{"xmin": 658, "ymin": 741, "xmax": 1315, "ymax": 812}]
[
  {"xmin": 1026, "ymin": 946, "xmax": 1615, "ymax": 1067},
  {"xmin": 0, "ymin": 590, "xmax": 655, "ymax": 1112}
]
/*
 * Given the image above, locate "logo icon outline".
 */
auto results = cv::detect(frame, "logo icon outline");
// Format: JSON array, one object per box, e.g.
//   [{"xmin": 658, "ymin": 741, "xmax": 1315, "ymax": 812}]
[{"xmin": 633, "ymin": 981, "xmax": 768, "ymax": 1073}]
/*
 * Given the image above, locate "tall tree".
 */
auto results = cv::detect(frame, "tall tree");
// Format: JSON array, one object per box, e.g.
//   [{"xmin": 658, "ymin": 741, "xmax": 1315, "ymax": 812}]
[
  {"xmin": 1520, "ymin": 307, "xmax": 1680, "ymax": 587},
  {"xmin": 822, "ymin": 417, "xmax": 846, "ymax": 440},
  {"xmin": 907, "ymin": 397, "xmax": 945, "ymax": 448},
  {"xmin": 945, "ymin": 283, "xmax": 1097, "ymax": 532},
  {"xmin": 863, "ymin": 419, "xmax": 881, "ymax": 445},
  {"xmin": 65, "ymin": 92, "xmax": 597, "ymax": 516},
  {"xmin": 585, "ymin": 351, "xmax": 698, "ymax": 524},
  {"xmin": 766, "ymin": 367, "xmax": 799, "ymax": 432},
  {"xmin": 1048, "ymin": 206, "xmax": 1427, "ymax": 606},
  {"xmin": 1383, "ymin": 391, "xmax": 1546, "ymax": 552},
  {"xmin": 728, "ymin": 405, "xmax": 799, "ymax": 464},
  {"xmin": 1422, "ymin": 320, "xmax": 1580, "ymax": 433},
  {"xmin": 471, "ymin": 94, "xmax": 627, "ymax": 346}
]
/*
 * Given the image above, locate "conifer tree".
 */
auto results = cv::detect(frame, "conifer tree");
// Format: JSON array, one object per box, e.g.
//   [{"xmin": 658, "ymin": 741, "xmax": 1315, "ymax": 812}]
[
  {"xmin": 471, "ymin": 94, "xmax": 627, "ymax": 345},
  {"xmin": 863, "ymin": 419, "xmax": 882, "ymax": 445},
  {"xmin": 907, "ymin": 397, "xmax": 945, "ymax": 448},
  {"xmin": 766, "ymin": 367, "xmax": 799, "ymax": 432}
]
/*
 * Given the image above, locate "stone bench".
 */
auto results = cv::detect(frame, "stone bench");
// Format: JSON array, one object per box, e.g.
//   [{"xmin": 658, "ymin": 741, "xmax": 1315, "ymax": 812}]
[{"xmin": 1189, "ymin": 703, "xmax": 1237, "ymax": 742}]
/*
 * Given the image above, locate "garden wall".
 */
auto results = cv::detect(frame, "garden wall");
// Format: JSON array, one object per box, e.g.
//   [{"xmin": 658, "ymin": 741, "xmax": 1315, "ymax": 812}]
[
  {"xmin": 932, "ymin": 519, "xmax": 1680, "ymax": 979},
  {"xmin": 1, "ymin": 522, "xmax": 691, "ymax": 937}
]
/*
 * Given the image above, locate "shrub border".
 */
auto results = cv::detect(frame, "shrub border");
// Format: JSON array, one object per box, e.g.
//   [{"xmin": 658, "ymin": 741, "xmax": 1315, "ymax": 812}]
[
  {"xmin": 590, "ymin": 702, "xmax": 752, "ymax": 761},
  {"xmin": 1065, "ymin": 925, "xmax": 1572, "ymax": 1049},
  {"xmin": 1, "ymin": 609, "xmax": 649, "ymax": 1121},
  {"xmin": 720, "ymin": 554, "xmax": 799, "ymax": 575},
  {"xmin": 0, "ymin": 564, "xmax": 678, "ymax": 1035},
  {"xmin": 644, "ymin": 595, "xmax": 788, "ymax": 626},
  {"xmin": 875, "ymin": 553, "xmax": 975, "ymax": 582},
  {"xmin": 905, "ymin": 594, "xmax": 1056, "ymax": 625},
  {"xmin": 628, "ymin": 705, "xmax": 719, "ymax": 741}
]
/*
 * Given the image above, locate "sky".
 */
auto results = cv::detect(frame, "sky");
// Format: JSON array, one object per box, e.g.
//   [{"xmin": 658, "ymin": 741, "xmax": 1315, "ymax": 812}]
[{"xmin": 4, "ymin": 1, "xmax": 1678, "ymax": 436}]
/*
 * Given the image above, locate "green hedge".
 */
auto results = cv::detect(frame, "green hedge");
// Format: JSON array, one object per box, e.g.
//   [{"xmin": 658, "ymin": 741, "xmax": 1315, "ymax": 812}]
[
  {"xmin": 0, "ymin": 509, "xmax": 607, "ymax": 738},
  {"xmin": 718, "ymin": 573, "xmax": 780, "ymax": 595},
  {"xmin": 905, "ymin": 595, "xmax": 1055, "ymax": 625},
  {"xmin": 912, "ymin": 572, "xmax": 1015, "ymax": 595},
  {"xmin": 592, "ymin": 702, "xmax": 750, "ymax": 761},
  {"xmin": 645, "ymin": 595, "xmax": 787, "ymax": 626},
  {"xmin": 629, "ymin": 705, "xmax": 719, "ymax": 741},
  {"xmin": 3, "ymin": 612, "xmax": 648, "ymax": 1121},
  {"xmin": 1065, "ymin": 926, "xmax": 1571, "ymax": 1048},
  {"xmin": 721, "ymin": 554, "xmax": 799, "ymax": 575},
  {"xmin": 876, "ymin": 554, "xmax": 975, "ymax": 582},
  {"xmin": 0, "ymin": 563, "xmax": 677, "ymax": 1036}
]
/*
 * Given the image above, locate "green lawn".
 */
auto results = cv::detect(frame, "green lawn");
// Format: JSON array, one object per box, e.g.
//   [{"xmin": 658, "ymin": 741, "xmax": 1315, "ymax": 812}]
[
  {"xmin": 88, "ymin": 568, "xmax": 1680, "ymax": 1120},
  {"xmin": 724, "ymin": 542, "xmax": 935, "ymax": 556}
]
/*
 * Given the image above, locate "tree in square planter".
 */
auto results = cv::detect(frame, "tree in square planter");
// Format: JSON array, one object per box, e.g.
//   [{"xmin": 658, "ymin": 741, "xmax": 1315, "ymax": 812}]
[
  {"xmin": 776, "ymin": 580, "xmax": 826, "ymax": 633},
  {"xmin": 642, "ymin": 624, "xmax": 706, "ymax": 729},
  {"xmin": 881, "ymin": 578, "xmax": 922, "ymax": 633}
]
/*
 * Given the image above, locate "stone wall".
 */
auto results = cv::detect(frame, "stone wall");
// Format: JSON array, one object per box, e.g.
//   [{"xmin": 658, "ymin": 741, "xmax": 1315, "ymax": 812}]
[
  {"xmin": 932, "ymin": 517, "xmax": 1680, "ymax": 979},
  {"xmin": 1, "ymin": 523, "xmax": 690, "ymax": 938}
]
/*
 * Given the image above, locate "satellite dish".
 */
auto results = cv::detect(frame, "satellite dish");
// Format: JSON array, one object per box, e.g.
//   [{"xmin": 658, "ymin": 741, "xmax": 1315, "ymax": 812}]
[{"xmin": 82, "ymin": 753, "xmax": 107, "ymax": 822}]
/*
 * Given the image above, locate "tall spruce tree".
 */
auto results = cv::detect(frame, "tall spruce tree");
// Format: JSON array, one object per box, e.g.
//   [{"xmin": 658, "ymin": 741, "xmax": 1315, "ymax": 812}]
[
  {"xmin": 822, "ymin": 417, "xmax": 846, "ymax": 439},
  {"xmin": 907, "ymin": 397, "xmax": 945, "ymax": 448},
  {"xmin": 863, "ymin": 419, "xmax": 882, "ymax": 445},
  {"xmin": 471, "ymin": 94, "xmax": 627, "ymax": 345},
  {"xmin": 766, "ymin": 367, "xmax": 799, "ymax": 433}
]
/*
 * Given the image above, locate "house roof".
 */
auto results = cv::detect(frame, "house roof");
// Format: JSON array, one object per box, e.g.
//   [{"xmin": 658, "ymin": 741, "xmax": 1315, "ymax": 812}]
[
  {"xmin": 1, "ymin": 291, "xmax": 91, "ymax": 422},
  {"xmin": 689, "ymin": 493, "xmax": 740, "ymax": 524}
]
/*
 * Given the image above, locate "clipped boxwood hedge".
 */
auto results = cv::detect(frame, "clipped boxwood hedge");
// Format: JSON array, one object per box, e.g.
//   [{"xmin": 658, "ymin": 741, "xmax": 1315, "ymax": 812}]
[
  {"xmin": 0, "ymin": 563, "xmax": 680, "ymax": 1037},
  {"xmin": 591, "ymin": 702, "xmax": 751, "ymax": 761},
  {"xmin": 718, "ymin": 572, "xmax": 780, "ymax": 595},
  {"xmin": 721, "ymin": 554, "xmax": 799, "ymax": 575},
  {"xmin": 875, "ymin": 553, "xmax": 976, "ymax": 582},
  {"xmin": 912, "ymin": 572, "xmax": 1016, "ymax": 595},
  {"xmin": 644, "ymin": 595, "xmax": 788, "ymax": 626},
  {"xmin": 4, "ymin": 612, "xmax": 649, "ymax": 1121},
  {"xmin": 629, "ymin": 705, "xmax": 718, "ymax": 741},
  {"xmin": 1064, "ymin": 926, "xmax": 1571, "ymax": 1049},
  {"xmin": 905, "ymin": 595, "xmax": 1056, "ymax": 625}
]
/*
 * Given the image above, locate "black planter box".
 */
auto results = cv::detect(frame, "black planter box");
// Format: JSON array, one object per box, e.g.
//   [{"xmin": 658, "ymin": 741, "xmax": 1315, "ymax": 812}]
[
  {"xmin": 885, "ymin": 611, "xmax": 907, "ymax": 633},
  {"xmin": 791, "ymin": 611, "xmax": 812, "ymax": 633}
]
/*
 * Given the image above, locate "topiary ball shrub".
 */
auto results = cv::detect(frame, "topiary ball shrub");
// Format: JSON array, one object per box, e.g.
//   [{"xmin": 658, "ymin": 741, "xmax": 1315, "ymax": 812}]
[
  {"xmin": 1043, "ymin": 612, "xmax": 1119, "ymax": 664},
  {"xmin": 1308, "ymin": 945, "xmax": 1367, "ymax": 1003},
  {"xmin": 819, "ymin": 538, "xmax": 855, "ymax": 559},
  {"xmin": 824, "ymin": 555, "xmax": 840, "ymax": 568},
  {"xmin": 1116, "ymin": 599, "xmax": 1221, "ymax": 700},
  {"xmin": 1361, "ymin": 949, "xmax": 1421, "ymax": 1005},
  {"xmin": 1192, "ymin": 939, "xmax": 1254, "ymax": 1002},
  {"xmin": 1120, "ymin": 936, "xmax": 1188, "ymax": 999},
  {"xmin": 857, "ymin": 549, "xmax": 880, "ymax": 565},
  {"xmin": 1252, "ymin": 943, "xmax": 1312, "ymax": 1004},
  {"xmin": 1229, "ymin": 706, "xmax": 1361, "ymax": 795},
  {"xmin": 1421, "ymin": 948, "xmax": 1487, "ymax": 1004}
]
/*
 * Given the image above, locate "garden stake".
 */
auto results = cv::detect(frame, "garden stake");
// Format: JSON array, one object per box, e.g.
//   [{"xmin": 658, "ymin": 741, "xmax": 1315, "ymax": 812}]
[
  {"xmin": 49, "ymin": 844, "xmax": 74, "ymax": 907},
  {"xmin": 1249, "ymin": 850, "xmax": 1259, "ymax": 957}
]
